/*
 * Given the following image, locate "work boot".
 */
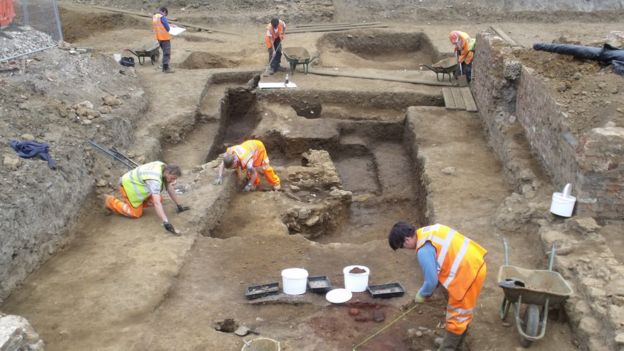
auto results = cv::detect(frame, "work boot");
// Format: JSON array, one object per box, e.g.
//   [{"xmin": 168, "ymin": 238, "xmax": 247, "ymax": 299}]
[
  {"xmin": 162, "ymin": 64, "xmax": 174, "ymax": 73},
  {"xmin": 437, "ymin": 331, "xmax": 463, "ymax": 351}
]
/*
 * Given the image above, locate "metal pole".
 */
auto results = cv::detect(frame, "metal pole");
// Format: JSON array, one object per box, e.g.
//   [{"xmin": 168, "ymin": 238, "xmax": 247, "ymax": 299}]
[
  {"xmin": 21, "ymin": 0, "xmax": 30, "ymax": 26},
  {"xmin": 50, "ymin": 0, "xmax": 64, "ymax": 43}
]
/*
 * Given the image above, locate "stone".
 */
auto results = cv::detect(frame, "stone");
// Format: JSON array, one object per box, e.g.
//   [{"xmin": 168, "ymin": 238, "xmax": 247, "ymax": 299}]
[
  {"xmin": 96, "ymin": 179, "xmax": 107, "ymax": 187},
  {"xmin": 3, "ymin": 154, "xmax": 21, "ymax": 170},
  {"xmin": 566, "ymin": 217, "xmax": 601, "ymax": 234},
  {"xmin": 20, "ymin": 133, "xmax": 35, "ymax": 141},
  {"xmin": 98, "ymin": 105, "xmax": 113, "ymax": 114},
  {"xmin": 615, "ymin": 333, "xmax": 624, "ymax": 345},
  {"xmin": 305, "ymin": 215, "xmax": 320, "ymax": 227},
  {"xmin": 102, "ymin": 95, "xmax": 122, "ymax": 107},
  {"xmin": 0, "ymin": 315, "xmax": 45, "ymax": 351},
  {"xmin": 372, "ymin": 310, "xmax": 385, "ymax": 322},
  {"xmin": 441, "ymin": 166, "xmax": 456, "ymax": 175}
]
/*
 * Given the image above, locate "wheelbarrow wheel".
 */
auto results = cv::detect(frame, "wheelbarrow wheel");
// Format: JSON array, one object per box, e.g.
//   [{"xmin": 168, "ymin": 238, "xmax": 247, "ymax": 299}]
[{"xmin": 520, "ymin": 304, "xmax": 540, "ymax": 348}]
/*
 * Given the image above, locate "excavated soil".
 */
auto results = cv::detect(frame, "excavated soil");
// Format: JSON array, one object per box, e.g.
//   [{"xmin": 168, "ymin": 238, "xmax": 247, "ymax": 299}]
[{"xmin": 513, "ymin": 49, "xmax": 624, "ymax": 136}]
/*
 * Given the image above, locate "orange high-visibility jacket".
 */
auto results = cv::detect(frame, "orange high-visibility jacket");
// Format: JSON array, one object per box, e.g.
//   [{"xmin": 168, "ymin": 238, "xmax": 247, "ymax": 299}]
[
  {"xmin": 264, "ymin": 20, "xmax": 286, "ymax": 48},
  {"xmin": 226, "ymin": 140, "xmax": 268, "ymax": 170},
  {"xmin": 416, "ymin": 224, "xmax": 487, "ymax": 301},
  {"xmin": 448, "ymin": 31, "xmax": 476, "ymax": 64},
  {"xmin": 152, "ymin": 13, "xmax": 171, "ymax": 41}
]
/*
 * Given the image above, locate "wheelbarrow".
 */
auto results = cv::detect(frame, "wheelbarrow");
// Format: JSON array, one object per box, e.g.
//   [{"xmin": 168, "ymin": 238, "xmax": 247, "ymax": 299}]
[
  {"xmin": 498, "ymin": 239, "xmax": 573, "ymax": 348},
  {"xmin": 126, "ymin": 42, "xmax": 160, "ymax": 65},
  {"xmin": 282, "ymin": 47, "xmax": 318, "ymax": 75},
  {"xmin": 420, "ymin": 57, "xmax": 458, "ymax": 82}
]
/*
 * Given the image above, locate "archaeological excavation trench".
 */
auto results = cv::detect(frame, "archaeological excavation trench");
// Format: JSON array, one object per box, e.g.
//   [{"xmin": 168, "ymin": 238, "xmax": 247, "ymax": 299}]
[{"xmin": 1, "ymin": 23, "xmax": 590, "ymax": 351}]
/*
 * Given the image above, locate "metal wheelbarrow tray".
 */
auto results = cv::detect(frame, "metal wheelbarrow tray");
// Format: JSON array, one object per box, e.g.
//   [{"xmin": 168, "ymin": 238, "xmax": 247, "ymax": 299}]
[
  {"xmin": 421, "ymin": 57, "xmax": 458, "ymax": 82},
  {"xmin": 126, "ymin": 42, "xmax": 160, "ymax": 65},
  {"xmin": 282, "ymin": 47, "xmax": 318, "ymax": 75},
  {"xmin": 497, "ymin": 266, "xmax": 572, "ymax": 306}
]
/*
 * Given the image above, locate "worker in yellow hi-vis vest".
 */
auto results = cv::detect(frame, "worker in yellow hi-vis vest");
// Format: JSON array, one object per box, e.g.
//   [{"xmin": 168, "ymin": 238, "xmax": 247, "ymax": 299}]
[{"xmin": 105, "ymin": 161, "xmax": 189, "ymax": 235}]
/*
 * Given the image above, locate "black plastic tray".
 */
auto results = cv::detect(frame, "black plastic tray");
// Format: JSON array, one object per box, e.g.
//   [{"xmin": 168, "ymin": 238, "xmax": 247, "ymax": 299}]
[
  {"xmin": 245, "ymin": 282, "xmax": 280, "ymax": 300},
  {"xmin": 307, "ymin": 275, "xmax": 332, "ymax": 293},
  {"xmin": 367, "ymin": 283, "xmax": 405, "ymax": 298}
]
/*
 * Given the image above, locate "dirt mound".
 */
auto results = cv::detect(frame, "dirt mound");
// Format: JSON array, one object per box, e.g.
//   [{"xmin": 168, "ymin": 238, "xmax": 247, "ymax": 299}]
[
  {"xmin": 178, "ymin": 51, "xmax": 239, "ymax": 69},
  {"xmin": 60, "ymin": 7, "xmax": 144, "ymax": 42},
  {"xmin": 514, "ymin": 48, "xmax": 624, "ymax": 135}
]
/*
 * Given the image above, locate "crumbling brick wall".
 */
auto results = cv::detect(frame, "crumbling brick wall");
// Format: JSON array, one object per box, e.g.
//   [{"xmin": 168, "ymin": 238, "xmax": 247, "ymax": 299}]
[{"xmin": 472, "ymin": 31, "xmax": 624, "ymax": 220}]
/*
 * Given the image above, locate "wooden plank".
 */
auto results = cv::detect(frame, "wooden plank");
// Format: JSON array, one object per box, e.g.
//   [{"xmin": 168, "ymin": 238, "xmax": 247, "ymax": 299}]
[
  {"xmin": 489, "ymin": 26, "xmax": 522, "ymax": 48},
  {"xmin": 451, "ymin": 88, "xmax": 466, "ymax": 110},
  {"xmin": 288, "ymin": 25, "xmax": 388, "ymax": 34},
  {"xmin": 442, "ymin": 88, "xmax": 457, "ymax": 109},
  {"xmin": 460, "ymin": 87, "xmax": 478, "ymax": 112},
  {"xmin": 307, "ymin": 69, "xmax": 454, "ymax": 87}
]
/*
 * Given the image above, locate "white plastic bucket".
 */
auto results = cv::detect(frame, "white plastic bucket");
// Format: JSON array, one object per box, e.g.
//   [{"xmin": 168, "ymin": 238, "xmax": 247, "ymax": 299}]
[
  {"xmin": 550, "ymin": 183, "xmax": 576, "ymax": 217},
  {"xmin": 281, "ymin": 268, "xmax": 308, "ymax": 295},
  {"xmin": 343, "ymin": 265, "xmax": 370, "ymax": 292}
]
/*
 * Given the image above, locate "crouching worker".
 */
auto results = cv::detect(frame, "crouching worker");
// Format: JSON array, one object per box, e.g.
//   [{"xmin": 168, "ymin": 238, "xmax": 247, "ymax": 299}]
[
  {"xmin": 105, "ymin": 161, "xmax": 189, "ymax": 235},
  {"xmin": 214, "ymin": 139, "xmax": 281, "ymax": 192},
  {"xmin": 388, "ymin": 223, "xmax": 487, "ymax": 351}
]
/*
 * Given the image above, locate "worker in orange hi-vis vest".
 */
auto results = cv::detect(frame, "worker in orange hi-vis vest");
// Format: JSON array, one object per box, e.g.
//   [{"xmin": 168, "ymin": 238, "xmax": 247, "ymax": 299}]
[
  {"xmin": 153, "ymin": 7, "xmax": 173, "ymax": 73},
  {"xmin": 388, "ymin": 222, "xmax": 487, "ymax": 351},
  {"xmin": 0, "ymin": 0, "xmax": 16, "ymax": 28},
  {"xmin": 214, "ymin": 139, "xmax": 281, "ymax": 192},
  {"xmin": 448, "ymin": 31, "xmax": 476, "ymax": 82},
  {"xmin": 264, "ymin": 17, "xmax": 286, "ymax": 75}
]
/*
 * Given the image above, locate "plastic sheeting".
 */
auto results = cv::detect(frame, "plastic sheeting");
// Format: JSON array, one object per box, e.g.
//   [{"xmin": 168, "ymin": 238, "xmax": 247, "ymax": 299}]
[{"xmin": 533, "ymin": 42, "xmax": 624, "ymax": 75}]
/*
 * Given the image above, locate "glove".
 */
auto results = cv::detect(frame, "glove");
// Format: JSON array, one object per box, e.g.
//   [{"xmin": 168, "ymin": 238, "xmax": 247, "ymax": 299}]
[
  {"xmin": 243, "ymin": 183, "xmax": 254, "ymax": 192},
  {"xmin": 163, "ymin": 221, "xmax": 178, "ymax": 235},
  {"xmin": 176, "ymin": 204, "xmax": 190, "ymax": 213},
  {"xmin": 213, "ymin": 177, "xmax": 223, "ymax": 185},
  {"xmin": 414, "ymin": 292, "xmax": 426, "ymax": 304}
]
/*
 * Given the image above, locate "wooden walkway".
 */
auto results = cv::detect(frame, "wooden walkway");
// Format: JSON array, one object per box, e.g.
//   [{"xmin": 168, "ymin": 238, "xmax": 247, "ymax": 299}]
[{"xmin": 442, "ymin": 87, "xmax": 478, "ymax": 112}]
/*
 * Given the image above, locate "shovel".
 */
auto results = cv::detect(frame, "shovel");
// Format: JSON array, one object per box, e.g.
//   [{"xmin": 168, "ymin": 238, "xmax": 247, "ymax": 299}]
[{"xmin": 265, "ymin": 42, "xmax": 282, "ymax": 75}]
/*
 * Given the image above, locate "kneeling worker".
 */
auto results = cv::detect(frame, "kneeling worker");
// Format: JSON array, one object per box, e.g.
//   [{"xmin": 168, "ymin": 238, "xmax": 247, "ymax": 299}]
[
  {"xmin": 215, "ymin": 139, "xmax": 281, "ymax": 191},
  {"xmin": 105, "ymin": 161, "xmax": 189, "ymax": 235},
  {"xmin": 388, "ymin": 222, "xmax": 487, "ymax": 351}
]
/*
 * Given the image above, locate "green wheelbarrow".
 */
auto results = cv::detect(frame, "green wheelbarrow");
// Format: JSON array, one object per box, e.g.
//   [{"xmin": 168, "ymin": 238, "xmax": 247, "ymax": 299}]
[
  {"xmin": 498, "ymin": 239, "xmax": 573, "ymax": 348},
  {"xmin": 126, "ymin": 42, "xmax": 160, "ymax": 65},
  {"xmin": 282, "ymin": 47, "xmax": 318, "ymax": 75},
  {"xmin": 420, "ymin": 57, "xmax": 458, "ymax": 82}
]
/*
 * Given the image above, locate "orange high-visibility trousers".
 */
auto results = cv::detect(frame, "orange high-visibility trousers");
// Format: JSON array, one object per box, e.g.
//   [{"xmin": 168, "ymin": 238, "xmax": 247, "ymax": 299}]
[
  {"xmin": 248, "ymin": 166, "xmax": 280, "ymax": 187},
  {"xmin": 105, "ymin": 186, "xmax": 152, "ymax": 218},
  {"xmin": 445, "ymin": 263, "xmax": 487, "ymax": 335}
]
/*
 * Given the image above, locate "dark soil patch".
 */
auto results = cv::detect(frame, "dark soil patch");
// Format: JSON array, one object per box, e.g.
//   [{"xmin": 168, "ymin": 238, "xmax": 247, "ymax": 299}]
[{"xmin": 178, "ymin": 51, "xmax": 239, "ymax": 69}]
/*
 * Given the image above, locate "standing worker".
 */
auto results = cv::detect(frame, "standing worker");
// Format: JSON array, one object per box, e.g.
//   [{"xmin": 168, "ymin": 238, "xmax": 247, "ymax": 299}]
[
  {"xmin": 214, "ymin": 139, "xmax": 281, "ymax": 191},
  {"xmin": 105, "ymin": 161, "xmax": 189, "ymax": 235},
  {"xmin": 153, "ymin": 7, "xmax": 173, "ymax": 73},
  {"xmin": 448, "ymin": 31, "xmax": 476, "ymax": 82},
  {"xmin": 264, "ymin": 17, "xmax": 286, "ymax": 75},
  {"xmin": 388, "ymin": 222, "xmax": 487, "ymax": 351},
  {"xmin": 0, "ymin": 0, "xmax": 16, "ymax": 28}
]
